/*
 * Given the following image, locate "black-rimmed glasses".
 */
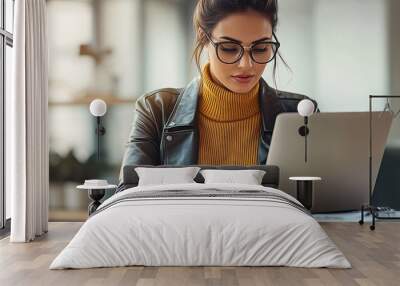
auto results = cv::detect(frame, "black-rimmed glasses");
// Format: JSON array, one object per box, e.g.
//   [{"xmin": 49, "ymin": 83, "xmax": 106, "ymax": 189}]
[{"xmin": 202, "ymin": 29, "xmax": 280, "ymax": 64}]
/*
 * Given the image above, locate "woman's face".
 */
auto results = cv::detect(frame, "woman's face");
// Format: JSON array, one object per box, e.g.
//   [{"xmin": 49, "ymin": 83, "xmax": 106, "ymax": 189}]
[{"xmin": 206, "ymin": 10, "xmax": 273, "ymax": 93}]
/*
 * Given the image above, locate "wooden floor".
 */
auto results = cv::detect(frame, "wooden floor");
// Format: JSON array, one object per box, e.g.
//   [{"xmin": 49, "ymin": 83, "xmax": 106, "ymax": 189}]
[{"xmin": 0, "ymin": 222, "xmax": 399, "ymax": 286}]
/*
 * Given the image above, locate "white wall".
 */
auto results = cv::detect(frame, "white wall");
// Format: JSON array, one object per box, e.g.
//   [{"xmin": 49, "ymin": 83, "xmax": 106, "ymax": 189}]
[
  {"xmin": 386, "ymin": 0, "xmax": 400, "ymax": 148},
  {"xmin": 263, "ymin": 0, "xmax": 316, "ymax": 98},
  {"xmin": 98, "ymin": 0, "xmax": 141, "ymax": 97},
  {"xmin": 389, "ymin": 0, "xmax": 400, "ymax": 94},
  {"xmin": 144, "ymin": 0, "xmax": 186, "ymax": 91},
  {"xmin": 313, "ymin": 0, "xmax": 389, "ymax": 111},
  {"xmin": 47, "ymin": 1, "xmax": 95, "ymax": 101},
  {"xmin": 99, "ymin": 0, "xmax": 142, "ymax": 165},
  {"xmin": 263, "ymin": 0, "xmax": 389, "ymax": 111},
  {"xmin": 47, "ymin": 1, "xmax": 95, "ymax": 161}
]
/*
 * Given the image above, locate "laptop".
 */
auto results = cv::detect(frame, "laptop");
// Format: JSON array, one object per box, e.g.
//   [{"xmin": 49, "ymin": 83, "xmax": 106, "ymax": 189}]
[{"xmin": 266, "ymin": 112, "xmax": 393, "ymax": 212}]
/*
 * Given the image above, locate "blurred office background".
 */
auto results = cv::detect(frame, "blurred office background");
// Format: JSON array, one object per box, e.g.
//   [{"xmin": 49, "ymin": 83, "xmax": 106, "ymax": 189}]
[{"xmin": 46, "ymin": 0, "xmax": 400, "ymax": 221}]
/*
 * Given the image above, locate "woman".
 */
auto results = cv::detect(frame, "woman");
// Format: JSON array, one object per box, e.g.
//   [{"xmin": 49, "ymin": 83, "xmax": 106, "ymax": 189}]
[{"xmin": 118, "ymin": 0, "xmax": 317, "ymax": 190}]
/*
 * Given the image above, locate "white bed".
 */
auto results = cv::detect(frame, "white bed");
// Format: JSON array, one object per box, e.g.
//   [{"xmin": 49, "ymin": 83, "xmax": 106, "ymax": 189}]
[{"xmin": 50, "ymin": 183, "xmax": 351, "ymax": 269}]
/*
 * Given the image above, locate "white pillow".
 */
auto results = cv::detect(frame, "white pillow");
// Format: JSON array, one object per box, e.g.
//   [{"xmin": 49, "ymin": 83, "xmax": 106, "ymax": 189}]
[
  {"xmin": 135, "ymin": 167, "xmax": 201, "ymax": 186},
  {"xmin": 200, "ymin": 169, "xmax": 266, "ymax": 185}
]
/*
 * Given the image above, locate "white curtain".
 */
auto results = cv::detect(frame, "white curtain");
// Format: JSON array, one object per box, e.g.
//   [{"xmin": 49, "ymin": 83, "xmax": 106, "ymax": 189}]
[{"xmin": 9, "ymin": 0, "xmax": 49, "ymax": 242}]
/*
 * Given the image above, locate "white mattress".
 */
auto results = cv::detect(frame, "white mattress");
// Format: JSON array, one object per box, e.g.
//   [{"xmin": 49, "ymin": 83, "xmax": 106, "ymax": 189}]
[{"xmin": 50, "ymin": 183, "xmax": 351, "ymax": 269}]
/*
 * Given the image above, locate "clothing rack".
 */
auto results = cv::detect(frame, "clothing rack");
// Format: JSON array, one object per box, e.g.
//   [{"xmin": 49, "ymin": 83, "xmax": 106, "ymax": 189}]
[{"xmin": 359, "ymin": 95, "xmax": 400, "ymax": 230}]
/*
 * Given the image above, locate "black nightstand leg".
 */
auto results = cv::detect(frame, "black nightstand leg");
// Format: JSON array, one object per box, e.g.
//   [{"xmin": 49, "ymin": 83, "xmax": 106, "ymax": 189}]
[
  {"xmin": 371, "ymin": 206, "xmax": 376, "ymax": 231},
  {"xmin": 359, "ymin": 204, "xmax": 364, "ymax": 225},
  {"xmin": 297, "ymin": 181, "xmax": 313, "ymax": 210},
  {"xmin": 88, "ymin": 189, "xmax": 105, "ymax": 215}
]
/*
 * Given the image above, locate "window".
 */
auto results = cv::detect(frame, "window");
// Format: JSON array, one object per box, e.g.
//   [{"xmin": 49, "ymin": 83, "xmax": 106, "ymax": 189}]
[{"xmin": 0, "ymin": 0, "xmax": 14, "ymax": 232}]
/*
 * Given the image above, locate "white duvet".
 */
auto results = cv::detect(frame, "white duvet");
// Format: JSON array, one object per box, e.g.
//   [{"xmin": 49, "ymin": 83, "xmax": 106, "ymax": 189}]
[{"xmin": 50, "ymin": 183, "xmax": 351, "ymax": 269}]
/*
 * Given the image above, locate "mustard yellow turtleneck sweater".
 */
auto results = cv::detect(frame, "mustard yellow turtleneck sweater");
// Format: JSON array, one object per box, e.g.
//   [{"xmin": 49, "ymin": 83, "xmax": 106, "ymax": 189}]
[{"xmin": 197, "ymin": 63, "xmax": 261, "ymax": 165}]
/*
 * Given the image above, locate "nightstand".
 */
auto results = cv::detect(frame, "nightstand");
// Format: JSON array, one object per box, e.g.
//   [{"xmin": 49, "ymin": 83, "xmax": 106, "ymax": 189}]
[
  {"xmin": 289, "ymin": 176, "xmax": 322, "ymax": 210},
  {"xmin": 77, "ymin": 180, "xmax": 117, "ymax": 215}
]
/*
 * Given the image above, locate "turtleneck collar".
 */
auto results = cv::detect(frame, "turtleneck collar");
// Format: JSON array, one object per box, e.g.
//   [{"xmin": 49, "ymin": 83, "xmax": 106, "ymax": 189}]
[{"xmin": 199, "ymin": 63, "xmax": 260, "ymax": 122}]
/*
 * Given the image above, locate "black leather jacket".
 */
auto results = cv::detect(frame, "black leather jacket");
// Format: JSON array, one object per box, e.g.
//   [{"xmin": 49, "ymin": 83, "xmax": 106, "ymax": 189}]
[{"xmin": 118, "ymin": 76, "xmax": 318, "ymax": 190}]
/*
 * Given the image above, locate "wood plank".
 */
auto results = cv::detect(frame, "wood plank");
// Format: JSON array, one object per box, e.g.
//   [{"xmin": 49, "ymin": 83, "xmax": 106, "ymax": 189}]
[{"xmin": 0, "ymin": 222, "xmax": 399, "ymax": 286}]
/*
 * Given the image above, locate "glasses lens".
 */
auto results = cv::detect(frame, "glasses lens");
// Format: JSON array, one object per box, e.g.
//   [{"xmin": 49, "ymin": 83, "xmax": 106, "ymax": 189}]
[
  {"xmin": 217, "ymin": 42, "xmax": 242, "ymax": 64},
  {"xmin": 251, "ymin": 42, "xmax": 278, "ymax": 64}
]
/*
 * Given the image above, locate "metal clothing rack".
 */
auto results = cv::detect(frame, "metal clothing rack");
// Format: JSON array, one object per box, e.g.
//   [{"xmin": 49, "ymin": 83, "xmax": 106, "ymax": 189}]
[{"xmin": 359, "ymin": 95, "xmax": 400, "ymax": 230}]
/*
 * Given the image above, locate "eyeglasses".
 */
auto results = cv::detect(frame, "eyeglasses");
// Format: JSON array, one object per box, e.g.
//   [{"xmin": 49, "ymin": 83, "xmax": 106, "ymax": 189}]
[{"xmin": 202, "ymin": 29, "xmax": 281, "ymax": 64}]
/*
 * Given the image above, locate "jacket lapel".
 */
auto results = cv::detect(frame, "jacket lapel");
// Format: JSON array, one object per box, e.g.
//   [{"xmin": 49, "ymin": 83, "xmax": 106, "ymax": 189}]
[
  {"xmin": 162, "ymin": 77, "xmax": 201, "ymax": 165},
  {"xmin": 164, "ymin": 77, "xmax": 200, "ymax": 129}
]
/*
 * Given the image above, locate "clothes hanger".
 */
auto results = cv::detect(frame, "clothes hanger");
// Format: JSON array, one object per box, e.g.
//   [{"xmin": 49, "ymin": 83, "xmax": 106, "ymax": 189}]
[
  {"xmin": 393, "ymin": 107, "xmax": 400, "ymax": 119},
  {"xmin": 379, "ymin": 98, "xmax": 400, "ymax": 119}
]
